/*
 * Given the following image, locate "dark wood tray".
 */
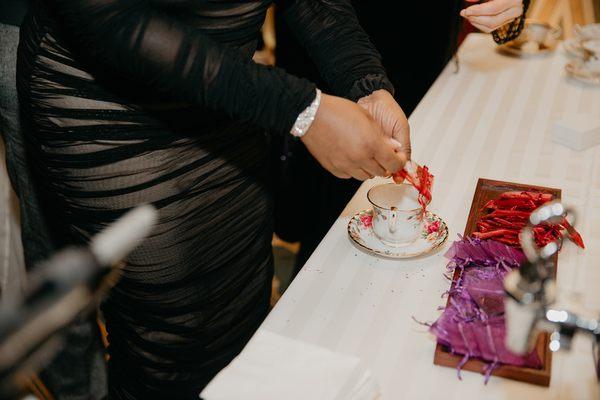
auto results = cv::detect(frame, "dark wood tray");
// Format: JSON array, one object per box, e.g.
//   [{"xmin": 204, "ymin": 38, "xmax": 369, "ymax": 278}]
[{"xmin": 433, "ymin": 178, "xmax": 561, "ymax": 387}]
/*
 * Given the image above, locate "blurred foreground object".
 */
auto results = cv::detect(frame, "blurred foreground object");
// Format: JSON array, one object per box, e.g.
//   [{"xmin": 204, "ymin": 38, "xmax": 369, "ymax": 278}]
[
  {"xmin": 504, "ymin": 202, "xmax": 600, "ymax": 380},
  {"xmin": 0, "ymin": 205, "xmax": 157, "ymax": 399}
]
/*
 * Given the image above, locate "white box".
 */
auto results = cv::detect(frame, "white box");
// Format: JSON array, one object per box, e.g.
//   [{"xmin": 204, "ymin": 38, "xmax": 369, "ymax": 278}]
[{"xmin": 552, "ymin": 113, "xmax": 600, "ymax": 151}]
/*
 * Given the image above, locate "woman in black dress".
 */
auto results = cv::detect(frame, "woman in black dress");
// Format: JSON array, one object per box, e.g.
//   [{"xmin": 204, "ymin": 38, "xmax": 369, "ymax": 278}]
[
  {"xmin": 273, "ymin": 0, "xmax": 528, "ymax": 273},
  {"xmin": 17, "ymin": 0, "xmax": 410, "ymax": 398}
]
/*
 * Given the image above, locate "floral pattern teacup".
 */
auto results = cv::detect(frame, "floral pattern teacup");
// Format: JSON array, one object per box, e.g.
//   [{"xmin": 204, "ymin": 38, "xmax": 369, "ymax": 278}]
[{"xmin": 367, "ymin": 183, "xmax": 425, "ymax": 247}]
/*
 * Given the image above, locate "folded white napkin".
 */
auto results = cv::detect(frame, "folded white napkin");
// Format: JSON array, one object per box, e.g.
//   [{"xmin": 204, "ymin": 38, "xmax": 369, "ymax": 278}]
[
  {"xmin": 552, "ymin": 113, "xmax": 600, "ymax": 151},
  {"xmin": 200, "ymin": 330, "xmax": 380, "ymax": 400}
]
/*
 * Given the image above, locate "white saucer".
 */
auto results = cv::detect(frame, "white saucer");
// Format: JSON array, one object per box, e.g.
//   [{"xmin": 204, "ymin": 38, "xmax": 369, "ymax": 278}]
[
  {"xmin": 563, "ymin": 38, "xmax": 585, "ymax": 59},
  {"xmin": 566, "ymin": 59, "xmax": 600, "ymax": 85},
  {"xmin": 347, "ymin": 209, "xmax": 449, "ymax": 259},
  {"xmin": 499, "ymin": 41, "xmax": 556, "ymax": 57}
]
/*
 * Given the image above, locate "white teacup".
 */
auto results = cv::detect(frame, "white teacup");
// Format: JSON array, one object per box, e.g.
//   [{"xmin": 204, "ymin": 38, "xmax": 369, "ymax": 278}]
[
  {"xmin": 367, "ymin": 183, "xmax": 425, "ymax": 247},
  {"xmin": 575, "ymin": 23, "xmax": 600, "ymax": 41},
  {"xmin": 582, "ymin": 39, "xmax": 600, "ymax": 73},
  {"xmin": 583, "ymin": 39, "xmax": 600, "ymax": 57}
]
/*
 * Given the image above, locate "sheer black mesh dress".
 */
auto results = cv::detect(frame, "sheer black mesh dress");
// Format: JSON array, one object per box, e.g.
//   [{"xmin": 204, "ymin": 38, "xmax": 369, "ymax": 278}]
[{"xmin": 17, "ymin": 0, "xmax": 393, "ymax": 398}]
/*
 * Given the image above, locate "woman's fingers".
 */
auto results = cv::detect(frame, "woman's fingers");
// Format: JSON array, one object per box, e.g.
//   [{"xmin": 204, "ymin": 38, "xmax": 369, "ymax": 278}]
[
  {"xmin": 357, "ymin": 89, "xmax": 412, "ymax": 162},
  {"xmin": 465, "ymin": 6, "xmax": 523, "ymax": 32},
  {"xmin": 331, "ymin": 169, "xmax": 352, "ymax": 179},
  {"xmin": 364, "ymin": 159, "xmax": 387, "ymax": 178},
  {"xmin": 462, "ymin": 0, "xmax": 521, "ymax": 17},
  {"xmin": 392, "ymin": 131, "xmax": 411, "ymax": 160},
  {"xmin": 460, "ymin": 0, "xmax": 524, "ymax": 33},
  {"xmin": 389, "ymin": 137, "xmax": 403, "ymax": 152},
  {"xmin": 352, "ymin": 159, "xmax": 398, "ymax": 181},
  {"xmin": 301, "ymin": 93, "xmax": 411, "ymax": 182},
  {"xmin": 374, "ymin": 142, "xmax": 407, "ymax": 176},
  {"xmin": 351, "ymin": 169, "xmax": 372, "ymax": 181},
  {"xmin": 469, "ymin": 22, "xmax": 494, "ymax": 34}
]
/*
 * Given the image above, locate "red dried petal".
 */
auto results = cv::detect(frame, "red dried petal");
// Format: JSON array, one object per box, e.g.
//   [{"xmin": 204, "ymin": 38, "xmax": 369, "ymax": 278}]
[
  {"xmin": 473, "ymin": 190, "xmax": 584, "ymax": 250},
  {"xmin": 393, "ymin": 162, "xmax": 434, "ymax": 214}
]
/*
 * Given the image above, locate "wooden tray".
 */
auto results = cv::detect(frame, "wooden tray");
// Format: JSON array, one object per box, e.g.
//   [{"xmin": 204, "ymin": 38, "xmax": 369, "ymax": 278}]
[{"xmin": 433, "ymin": 178, "xmax": 561, "ymax": 387}]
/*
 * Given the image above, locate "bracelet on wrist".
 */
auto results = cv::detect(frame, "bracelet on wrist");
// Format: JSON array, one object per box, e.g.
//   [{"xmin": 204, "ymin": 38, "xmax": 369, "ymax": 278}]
[{"xmin": 290, "ymin": 88, "xmax": 322, "ymax": 138}]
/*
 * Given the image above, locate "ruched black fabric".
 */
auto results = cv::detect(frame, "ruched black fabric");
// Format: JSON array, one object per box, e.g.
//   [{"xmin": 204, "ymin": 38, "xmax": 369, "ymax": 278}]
[{"xmin": 16, "ymin": 0, "xmax": 393, "ymax": 398}]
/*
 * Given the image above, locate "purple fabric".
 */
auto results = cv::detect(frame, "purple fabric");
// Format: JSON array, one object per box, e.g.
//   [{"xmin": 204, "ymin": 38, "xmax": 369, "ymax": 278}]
[
  {"xmin": 430, "ymin": 238, "xmax": 542, "ymax": 382},
  {"xmin": 467, "ymin": 280, "xmax": 505, "ymax": 316}
]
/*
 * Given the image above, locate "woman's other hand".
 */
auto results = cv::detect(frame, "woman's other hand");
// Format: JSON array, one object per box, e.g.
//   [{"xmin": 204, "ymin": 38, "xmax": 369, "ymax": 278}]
[
  {"xmin": 301, "ymin": 94, "xmax": 407, "ymax": 181},
  {"xmin": 461, "ymin": 0, "xmax": 524, "ymax": 33},
  {"xmin": 357, "ymin": 89, "xmax": 411, "ymax": 161}
]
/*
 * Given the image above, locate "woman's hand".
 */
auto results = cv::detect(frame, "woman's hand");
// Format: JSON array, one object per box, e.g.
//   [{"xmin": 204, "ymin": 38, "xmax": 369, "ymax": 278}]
[
  {"xmin": 357, "ymin": 89, "xmax": 411, "ymax": 160},
  {"xmin": 461, "ymin": 0, "xmax": 524, "ymax": 33},
  {"xmin": 301, "ymin": 93, "xmax": 407, "ymax": 181}
]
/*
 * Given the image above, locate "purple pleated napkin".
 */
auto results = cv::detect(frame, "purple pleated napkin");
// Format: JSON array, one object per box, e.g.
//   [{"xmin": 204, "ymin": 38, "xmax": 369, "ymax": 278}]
[{"xmin": 430, "ymin": 237, "xmax": 541, "ymax": 382}]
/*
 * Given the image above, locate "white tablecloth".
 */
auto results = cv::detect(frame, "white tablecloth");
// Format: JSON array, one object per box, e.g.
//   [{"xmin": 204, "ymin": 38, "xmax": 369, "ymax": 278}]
[{"xmin": 258, "ymin": 33, "xmax": 600, "ymax": 399}]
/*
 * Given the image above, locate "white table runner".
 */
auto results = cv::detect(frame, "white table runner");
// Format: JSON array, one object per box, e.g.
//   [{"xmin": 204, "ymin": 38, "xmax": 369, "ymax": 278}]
[{"xmin": 258, "ymin": 33, "xmax": 600, "ymax": 400}]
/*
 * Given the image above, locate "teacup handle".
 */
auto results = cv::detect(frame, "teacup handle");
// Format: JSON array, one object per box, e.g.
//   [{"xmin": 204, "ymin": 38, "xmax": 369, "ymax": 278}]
[{"xmin": 389, "ymin": 209, "xmax": 398, "ymax": 234}]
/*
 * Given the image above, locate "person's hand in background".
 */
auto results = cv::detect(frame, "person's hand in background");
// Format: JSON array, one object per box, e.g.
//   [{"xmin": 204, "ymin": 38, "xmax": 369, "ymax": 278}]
[
  {"xmin": 358, "ymin": 89, "xmax": 411, "ymax": 163},
  {"xmin": 461, "ymin": 0, "xmax": 524, "ymax": 33},
  {"xmin": 301, "ymin": 93, "xmax": 407, "ymax": 181}
]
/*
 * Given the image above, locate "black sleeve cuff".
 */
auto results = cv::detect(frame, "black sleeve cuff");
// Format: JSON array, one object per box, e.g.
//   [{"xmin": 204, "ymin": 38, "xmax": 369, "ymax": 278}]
[{"xmin": 347, "ymin": 73, "xmax": 395, "ymax": 102}]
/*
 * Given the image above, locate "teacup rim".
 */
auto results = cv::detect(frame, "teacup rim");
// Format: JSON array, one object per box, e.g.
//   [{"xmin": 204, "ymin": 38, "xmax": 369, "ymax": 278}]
[
  {"xmin": 575, "ymin": 23, "xmax": 600, "ymax": 39},
  {"xmin": 367, "ymin": 182, "xmax": 425, "ymax": 212},
  {"xmin": 583, "ymin": 38, "xmax": 600, "ymax": 49},
  {"xmin": 522, "ymin": 19, "xmax": 560, "ymax": 34}
]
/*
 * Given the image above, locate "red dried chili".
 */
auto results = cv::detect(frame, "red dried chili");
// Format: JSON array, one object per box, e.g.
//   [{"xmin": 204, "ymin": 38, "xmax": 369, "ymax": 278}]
[
  {"xmin": 473, "ymin": 191, "xmax": 585, "ymax": 249},
  {"xmin": 392, "ymin": 161, "xmax": 434, "ymax": 213}
]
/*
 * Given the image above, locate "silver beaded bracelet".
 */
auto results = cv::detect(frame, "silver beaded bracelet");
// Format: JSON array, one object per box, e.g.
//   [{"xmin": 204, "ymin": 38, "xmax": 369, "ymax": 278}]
[{"xmin": 290, "ymin": 88, "xmax": 322, "ymax": 138}]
